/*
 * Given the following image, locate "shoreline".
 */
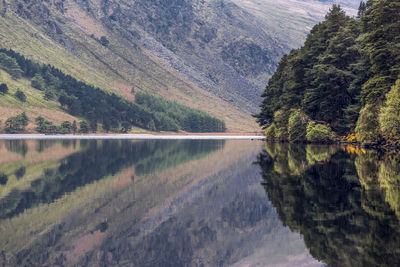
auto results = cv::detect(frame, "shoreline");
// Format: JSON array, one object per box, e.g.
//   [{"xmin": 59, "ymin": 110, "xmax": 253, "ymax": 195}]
[
  {"xmin": 264, "ymin": 139, "xmax": 400, "ymax": 152},
  {"xmin": 0, "ymin": 134, "xmax": 266, "ymax": 140}
]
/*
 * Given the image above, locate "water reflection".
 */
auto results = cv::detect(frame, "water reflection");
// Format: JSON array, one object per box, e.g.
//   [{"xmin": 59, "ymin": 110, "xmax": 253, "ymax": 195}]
[
  {"xmin": 0, "ymin": 140, "xmax": 225, "ymax": 220},
  {"xmin": 258, "ymin": 143, "xmax": 400, "ymax": 266},
  {"xmin": 0, "ymin": 139, "xmax": 319, "ymax": 266}
]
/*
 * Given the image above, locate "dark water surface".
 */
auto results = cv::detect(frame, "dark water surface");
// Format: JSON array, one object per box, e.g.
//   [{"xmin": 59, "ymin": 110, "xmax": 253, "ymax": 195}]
[{"xmin": 0, "ymin": 140, "xmax": 398, "ymax": 266}]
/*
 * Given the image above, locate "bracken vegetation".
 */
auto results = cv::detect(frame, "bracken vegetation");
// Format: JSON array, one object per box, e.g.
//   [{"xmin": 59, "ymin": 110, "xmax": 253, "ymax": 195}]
[{"xmin": 256, "ymin": 0, "xmax": 400, "ymax": 145}]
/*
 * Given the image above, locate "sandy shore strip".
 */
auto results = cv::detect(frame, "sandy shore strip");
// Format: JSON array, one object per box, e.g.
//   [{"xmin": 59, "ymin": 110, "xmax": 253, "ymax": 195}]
[{"xmin": 0, "ymin": 134, "xmax": 266, "ymax": 140}]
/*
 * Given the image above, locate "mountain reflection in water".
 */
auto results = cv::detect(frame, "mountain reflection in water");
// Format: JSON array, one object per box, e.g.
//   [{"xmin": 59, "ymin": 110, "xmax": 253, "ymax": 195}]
[
  {"xmin": 4, "ymin": 140, "xmax": 399, "ymax": 266},
  {"xmin": 258, "ymin": 143, "xmax": 400, "ymax": 267},
  {"xmin": 0, "ymin": 139, "xmax": 318, "ymax": 267}
]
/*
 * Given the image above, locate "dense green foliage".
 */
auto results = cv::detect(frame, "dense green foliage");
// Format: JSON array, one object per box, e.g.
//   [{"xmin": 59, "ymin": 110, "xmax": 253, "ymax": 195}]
[
  {"xmin": 257, "ymin": 0, "xmax": 400, "ymax": 144},
  {"xmin": 135, "ymin": 92, "xmax": 226, "ymax": 132},
  {"xmin": 0, "ymin": 52, "xmax": 23, "ymax": 78},
  {"xmin": 31, "ymin": 73, "xmax": 45, "ymax": 90},
  {"xmin": 0, "ymin": 49, "xmax": 226, "ymax": 133},
  {"xmin": 287, "ymin": 109, "xmax": 309, "ymax": 143},
  {"xmin": 379, "ymin": 80, "xmax": 400, "ymax": 144},
  {"xmin": 4, "ymin": 112, "xmax": 29, "ymax": 133},
  {"xmin": 355, "ymin": 103, "xmax": 380, "ymax": 142},
  {"xmin": 306, "ymin": 121, "xmax": 335, "ymax": 143},
  {"xmin": 79, "ymin": 120, "xmax": 89, "ymax": 133},
  {"xmin": 35, "ymin": 116, "xmax": 77, "ymax": 134}
]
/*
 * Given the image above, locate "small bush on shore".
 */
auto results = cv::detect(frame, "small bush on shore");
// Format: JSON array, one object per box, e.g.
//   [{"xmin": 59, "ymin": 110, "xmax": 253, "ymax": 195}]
[
  {"xmin": 265, "ymin": 123, "xmax": 276, "ymax": 139},
  {"xmin": 355, "ymin": 104, "xmax": 380, "ymax": 143},
  {"xmin": 306, "ymin": 121, "xmax": 335, "ymax": 143}
]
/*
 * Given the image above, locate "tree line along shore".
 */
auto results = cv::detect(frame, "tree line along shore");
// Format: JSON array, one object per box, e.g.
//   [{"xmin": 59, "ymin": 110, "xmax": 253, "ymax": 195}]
[{"xmin": 256, "ymin": 1, "xmax": 400, "ymax": 148}]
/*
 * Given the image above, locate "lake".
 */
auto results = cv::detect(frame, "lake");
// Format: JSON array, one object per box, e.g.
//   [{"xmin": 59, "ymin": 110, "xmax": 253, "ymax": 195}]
[{"xmin": 0, "ymin": 139, "xmax": 399, "ymax": 266}]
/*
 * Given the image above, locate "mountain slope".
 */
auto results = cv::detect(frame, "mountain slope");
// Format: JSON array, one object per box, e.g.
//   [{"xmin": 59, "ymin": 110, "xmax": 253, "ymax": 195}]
[
  {"xmin": 232, "ymin": 0, "xmax": 359, "ymax": 49},
  {"xmin": 0, "ymin": 0, "xmax": 358, "ymax": 132}
]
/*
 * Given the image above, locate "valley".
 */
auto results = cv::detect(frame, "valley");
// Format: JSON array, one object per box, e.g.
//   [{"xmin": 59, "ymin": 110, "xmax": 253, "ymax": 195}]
[{"xmin": 0, "ymin": 0, "xmax": 358, "ymax": 133}]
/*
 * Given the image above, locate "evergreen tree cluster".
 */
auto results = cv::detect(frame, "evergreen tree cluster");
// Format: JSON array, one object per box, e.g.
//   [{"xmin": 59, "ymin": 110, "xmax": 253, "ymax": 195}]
[
  {"xmin": 135, "ymin": 92, "xmax": 227, "ymax": 132},
  {"xmin": 35, "ymin": 116, "xmax": 81, "ymax": 134},
  {"xmin": 0, "ymin": 112, "xmax": 88, "ymax": 134},
  {"xmin": 0, "ymin": 49, "xmax": 226, "ymax": 133},
  {"xmin": 257, "ymin": 0, "xmax": 400, "ymax": 145}
]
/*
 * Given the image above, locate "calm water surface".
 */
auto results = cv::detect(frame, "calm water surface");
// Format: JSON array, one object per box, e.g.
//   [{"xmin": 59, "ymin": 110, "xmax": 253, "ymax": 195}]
[{"xmin": 0, "ymin": 140, "xmax": 399, "ymax": 266}]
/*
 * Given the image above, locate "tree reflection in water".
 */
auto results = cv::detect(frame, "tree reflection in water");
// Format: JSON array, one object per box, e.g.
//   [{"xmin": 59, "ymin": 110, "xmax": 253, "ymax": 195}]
[{"xmin": 258, "ymin": 143, "xmax": 400, "ymax": 267}]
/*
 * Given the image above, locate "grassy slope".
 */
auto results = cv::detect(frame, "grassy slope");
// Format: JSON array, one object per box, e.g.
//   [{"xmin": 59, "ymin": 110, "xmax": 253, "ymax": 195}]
[
  {"xmin": 0, "ymin": 6, "xmax": 258, "ymax": 132},
  {"xmin": 0, "ymin": 70, "xmax": 80, "ymax": 131}
]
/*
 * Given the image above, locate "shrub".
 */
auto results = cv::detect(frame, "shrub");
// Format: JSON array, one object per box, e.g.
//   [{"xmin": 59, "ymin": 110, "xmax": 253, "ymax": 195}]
[
  {"xmin": 273, "ymin": 109, "xmax": 290, "ymax": 140},
  {"xmin": 79, "ymin": 121, "xmax": 89, "ymax": 133},
  {"xmin": 0, "ymin": 173, "xmax": 7, "ymax": 185},
  {"xmin": 100, "ymin": 36, "xmax": 109, "ymax": 46},
  {"xmin": 288, "ymin": 109, "xmax": 309, "ymax": 143},
  {"xmin": 35, "ymin": 116, "xmax": 58, "ymax": 133},
  {"xmin": 14, "ymin": 89, "xmax": 26, "ymax": 102},
  {"xmin": 355, "ymin": 104, "xmax": 380, "ymax": 143},
  {"xmin": 43, "ymin": 89, "xmax": 55, "ymax": 100},
  {"xmin": 15, "ymin": 166, "xmax": 26, "ymax": 179},
  {"xmin": 265, "ymin": 123, "xmax": 276, "ymax": 139},
  {"xmin": 59, "ymin": 121, "xmax": 73, "ymax": 134},
  {"xmin": 31, "ymin": 74, "xmax": 45, "ymax": 90},
  {"xmin": 379, "ymin": 80, "xmax": 400, "ymax": 144},
  {"xmin": 0, "ymin": 83, "xmax": 8, "ymax": 94},
  {"xmin": 5, "ymin": 112, "xmax": 29, "ymax": 133},
  {"xmin": 342, "ymin": 133, "xmax": 360, "ymax": 143},
  {"xmin": 306, "ymin": 121, "xmax": 335, "ymax": 143}
]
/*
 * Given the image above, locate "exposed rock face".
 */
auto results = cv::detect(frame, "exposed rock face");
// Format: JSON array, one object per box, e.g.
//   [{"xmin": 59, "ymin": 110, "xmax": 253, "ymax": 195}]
[{"xmin": 90, "ymin": 0, "xmax": 285, "ymax": 113}]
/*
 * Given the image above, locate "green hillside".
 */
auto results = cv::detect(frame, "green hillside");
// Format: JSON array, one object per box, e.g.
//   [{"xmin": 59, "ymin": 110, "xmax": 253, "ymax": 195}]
[
  {"xmin": 0, "ymin": 49, "xmax": 226, "ymax": 133},
  {"xmin": 257, "ymin": 0, "xmax": 400, "ymax": 145}
]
